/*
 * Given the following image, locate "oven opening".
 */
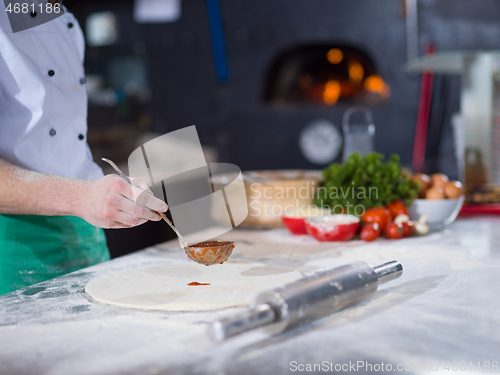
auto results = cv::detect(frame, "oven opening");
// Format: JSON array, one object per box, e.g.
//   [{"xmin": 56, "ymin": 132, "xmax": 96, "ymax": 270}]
[{"xmin": 263, "ymin": 45, "xmax": 390, "ymax": 106}]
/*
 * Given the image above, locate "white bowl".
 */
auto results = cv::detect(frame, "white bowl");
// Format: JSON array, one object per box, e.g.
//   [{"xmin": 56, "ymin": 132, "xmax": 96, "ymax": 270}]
[{"xmin": 407, "ymin": 196, "xmax": 465, "ymax": 231}]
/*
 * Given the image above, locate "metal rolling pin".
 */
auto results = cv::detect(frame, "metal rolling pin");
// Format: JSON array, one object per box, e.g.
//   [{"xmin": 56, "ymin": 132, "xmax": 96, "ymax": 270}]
[{"xmin": 208, "ymin": 260, "xmax": 402, "ymax": 341}]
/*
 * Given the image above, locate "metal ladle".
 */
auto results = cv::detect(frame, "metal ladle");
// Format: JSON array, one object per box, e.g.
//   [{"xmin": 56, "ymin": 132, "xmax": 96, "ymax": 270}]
[{"xmin": 101, "ymin": 158, "xmax": 234, "ymax": 266}]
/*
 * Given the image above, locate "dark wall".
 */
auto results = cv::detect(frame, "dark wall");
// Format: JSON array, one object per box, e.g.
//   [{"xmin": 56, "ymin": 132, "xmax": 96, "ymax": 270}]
[
  {"xmin": 73, "ymin": 0, "xmax": 500, "ymax": 178},
  {"xmin": 148, "ymin": 0, "xmax": 421, "ymax": 171},
  {"xmin": 69, "ymin": 0, "xmax": 500, "ymax": 256},
  {"xmin": 419, "ymin": 0, "xmax": 500, "ymax": 51}
]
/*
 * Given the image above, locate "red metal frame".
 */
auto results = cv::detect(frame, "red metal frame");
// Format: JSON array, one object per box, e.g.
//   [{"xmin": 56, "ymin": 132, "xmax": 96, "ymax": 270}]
[{"xmin": 412, "ymin": 43, "xmax": 436, "ymax": 173}]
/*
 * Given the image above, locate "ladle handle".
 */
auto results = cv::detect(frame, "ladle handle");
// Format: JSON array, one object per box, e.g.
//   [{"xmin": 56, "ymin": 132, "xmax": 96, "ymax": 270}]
[
  {"xmin": 159, "ymin": 212, "xmax": 188, "ymax": 248},
  {"xmin": 101, "ymin": 158, "xmax": 133, "ymax": 184}
]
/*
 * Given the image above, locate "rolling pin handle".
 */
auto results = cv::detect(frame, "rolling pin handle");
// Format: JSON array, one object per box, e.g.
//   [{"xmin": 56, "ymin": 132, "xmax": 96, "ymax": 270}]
[
  {"xmin": 208, "ymin": 303, "xmax": 277, "ymax": 342},
  {"xmin": 373, "ymin": 261, "xmax": 403, "ymax": 284}
]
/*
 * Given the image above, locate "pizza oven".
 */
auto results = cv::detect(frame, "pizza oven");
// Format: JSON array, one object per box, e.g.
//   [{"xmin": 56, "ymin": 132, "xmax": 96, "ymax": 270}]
[{"xmin": 263, "ymin": 45, "xmax": 390, "ymax": 107}]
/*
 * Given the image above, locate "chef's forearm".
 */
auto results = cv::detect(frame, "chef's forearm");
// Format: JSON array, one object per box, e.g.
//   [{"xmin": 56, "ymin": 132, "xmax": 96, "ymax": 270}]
[
  {"xmin": 0, "ymin": 159, "xmax": 167, "ymax": 228},
  {"xmin": 0, "ymin": 159, "xmax": 81, "ymax": 216}
]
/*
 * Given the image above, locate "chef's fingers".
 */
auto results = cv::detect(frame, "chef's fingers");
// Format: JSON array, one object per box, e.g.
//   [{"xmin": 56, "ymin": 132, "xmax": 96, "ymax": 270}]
[
  {"xmin": 130, "ymin": 177, "xmax": 153, "ymax": 195},
  {"xmin": 120, "ymin": 182, "xmax": 168, "ymax": 213},
  {"xmin": 110, "ymin": 213, "xmax": 148, "ymax": 228},
  {"xmin": 101, "ymin": 216, "xmax": 148, "ymax": 229},
  {"xmin": 80, "ymin": 175, "xmax": 165, "ymax": 229},
  {"xmin": 116, "ymin": 195, "xmax": 162, "ymax": 222}
]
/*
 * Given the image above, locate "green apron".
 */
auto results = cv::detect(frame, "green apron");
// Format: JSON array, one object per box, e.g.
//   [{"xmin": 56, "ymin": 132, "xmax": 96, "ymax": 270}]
[{"xmin": 0, "ymin": 214, "xmax": 109, "ymax": 295}]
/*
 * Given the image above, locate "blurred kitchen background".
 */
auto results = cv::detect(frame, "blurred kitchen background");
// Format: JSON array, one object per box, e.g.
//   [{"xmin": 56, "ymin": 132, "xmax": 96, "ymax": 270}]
[{"xmin": 70, "ymin": 0, "xmax": 500, "ymax": 257}]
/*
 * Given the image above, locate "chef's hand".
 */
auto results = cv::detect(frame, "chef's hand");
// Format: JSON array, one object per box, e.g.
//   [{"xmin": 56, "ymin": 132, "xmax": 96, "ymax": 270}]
[{"xmin": 78, "ymin": 175, "xmax": 168, "ymax": 229}]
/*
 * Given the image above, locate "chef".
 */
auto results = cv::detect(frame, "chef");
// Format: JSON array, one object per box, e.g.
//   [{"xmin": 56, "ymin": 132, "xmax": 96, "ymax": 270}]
[{"xmin": 0, "ymin": 1, "xmax": 168, "ymax": 294}]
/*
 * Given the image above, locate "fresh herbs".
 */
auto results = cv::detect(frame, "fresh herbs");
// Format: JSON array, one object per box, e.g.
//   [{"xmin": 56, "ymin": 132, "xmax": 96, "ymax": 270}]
[{"xmin": 315, "ymin": 152, "xmax": 419, "ymax": 214}]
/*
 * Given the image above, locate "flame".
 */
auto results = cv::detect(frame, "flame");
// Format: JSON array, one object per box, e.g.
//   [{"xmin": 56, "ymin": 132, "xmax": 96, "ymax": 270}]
[
  {"xmin": 364, "ymin": 75, "xmax": 391, "ymax": 99},
  {"xmin": 323, "ymin": 80, "xmax": 341, "ymax": 105},
  {"xmin": 348, "ymin": 61, "xmax": 364, "ymax": 83},
  {"xmin": 327, "ymin": 49, "xmax": 343, "ymax": 64},
  {"xmin": 364, "ymin": 75, "xmax": 385, "ymax": 92},
  {"xmin": 365, "ymin": 75, "xmax": 385, "ymax": 92}
]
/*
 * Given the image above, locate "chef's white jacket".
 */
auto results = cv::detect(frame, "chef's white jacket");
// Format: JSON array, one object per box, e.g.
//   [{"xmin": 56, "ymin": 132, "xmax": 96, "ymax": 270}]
[{"xmin": 0, "ymin": 4, "xmax": 103, "ymax": 180}]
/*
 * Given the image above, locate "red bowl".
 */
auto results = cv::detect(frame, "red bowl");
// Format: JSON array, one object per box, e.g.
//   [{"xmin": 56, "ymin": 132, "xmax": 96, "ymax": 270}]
[
  {"xmin": 282, "ymin": 216, "xmax": 308, "ymax": 235},
  {"xmin": 282, "ymin": 207, "xmax": 332, "ymax": 235},
  {"xmin": 305, "ymin": 215, "xmax": 360, "ymax": 241}
]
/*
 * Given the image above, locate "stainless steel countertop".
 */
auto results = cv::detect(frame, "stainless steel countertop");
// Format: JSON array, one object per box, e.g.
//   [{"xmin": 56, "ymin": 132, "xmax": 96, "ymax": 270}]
[{"xmin": 1, "ymin": 217, "xmax": 499, "ymax": 375}]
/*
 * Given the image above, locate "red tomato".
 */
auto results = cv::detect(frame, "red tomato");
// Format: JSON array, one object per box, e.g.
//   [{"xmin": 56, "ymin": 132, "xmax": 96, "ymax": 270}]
[
  {"xmin": 387, "ymin": 200, "xmax": 409, "ymax": 218},
  {"xmin": 386, "ymin": 222, "xmax": 403, "ymax": 239},
  {"xmin": 401, "ymin": 221, "xmax": 413, "ymax": 237},
  {"xmin": 360, "ymin": 223, "xmax": 380, "ymax": 242},
  {"xmin": 361, "ymin": 207, "xmax": 391, "ymax": 232}
]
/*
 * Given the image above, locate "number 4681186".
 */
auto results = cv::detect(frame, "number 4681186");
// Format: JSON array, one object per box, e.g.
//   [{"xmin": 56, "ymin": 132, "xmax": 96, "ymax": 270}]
[
  {"xmin": 443, "ymin": 361, "xmax": 498, "ymax": 371},
  {"xmin": 6, "ymin": 3, "xmax": 61, "ymax": 14}
]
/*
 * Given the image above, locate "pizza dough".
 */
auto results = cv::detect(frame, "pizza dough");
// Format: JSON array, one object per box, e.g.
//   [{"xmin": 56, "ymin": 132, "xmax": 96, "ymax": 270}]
[{"xmin": 85, "ymin": 261, "xmax": 302, "ymax": 311}]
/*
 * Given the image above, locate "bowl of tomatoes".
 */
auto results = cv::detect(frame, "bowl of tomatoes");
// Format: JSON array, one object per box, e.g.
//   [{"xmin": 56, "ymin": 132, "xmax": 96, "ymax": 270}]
[{"xmin": 305, "ymin": 214, "xmax": 360, "ymax": 241}]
